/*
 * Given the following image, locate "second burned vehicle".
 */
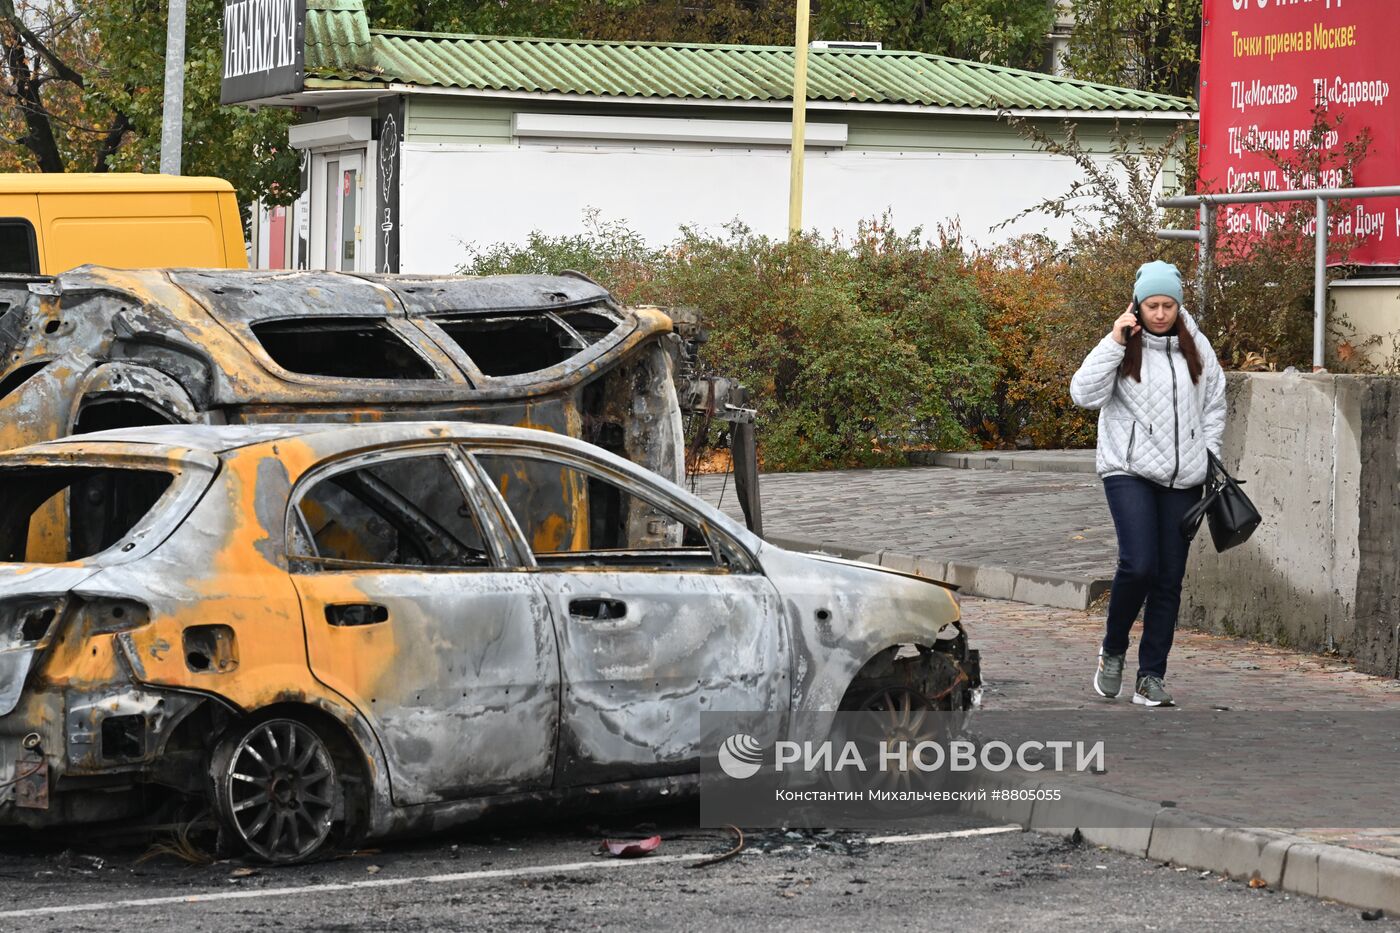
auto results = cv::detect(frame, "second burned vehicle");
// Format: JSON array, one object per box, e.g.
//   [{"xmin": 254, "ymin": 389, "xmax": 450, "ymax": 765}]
[{"xmin": 0, "ymin": 266, "xmax": 761, "ymax": 545}]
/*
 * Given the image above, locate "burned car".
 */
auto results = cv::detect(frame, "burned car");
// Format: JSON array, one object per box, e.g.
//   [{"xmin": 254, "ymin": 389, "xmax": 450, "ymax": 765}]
[
  {"xmin": 0, "ymin": 422, "xmax": 977, "ymax": 861},
  {"xmin": 0, "ymin": 266, "xmax": 762, "ymax": 546}
]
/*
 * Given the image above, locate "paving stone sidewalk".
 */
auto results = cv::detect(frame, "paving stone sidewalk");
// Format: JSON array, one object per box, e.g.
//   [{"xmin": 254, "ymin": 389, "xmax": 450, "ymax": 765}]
[
  {"xmin": 691, "ymin": 465, "xmax": 1117, "ymax": 605},
  {"xmin": 962, "ymin": 596, "xmax": 1400, "ymax": 712},
  {"xmin": 960, "ymin": 596, "xmax": 1400, "ymax": 861}
]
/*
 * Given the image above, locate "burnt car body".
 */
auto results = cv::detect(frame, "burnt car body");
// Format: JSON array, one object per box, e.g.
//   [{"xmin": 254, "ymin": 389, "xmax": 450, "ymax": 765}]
[
  {"xmin": 0, "ymin": 267, "xmax": 701, "ymax": 550},
  {"xmin": 0, "ymin": 422, "xmax": 977, "ymax": 861}
]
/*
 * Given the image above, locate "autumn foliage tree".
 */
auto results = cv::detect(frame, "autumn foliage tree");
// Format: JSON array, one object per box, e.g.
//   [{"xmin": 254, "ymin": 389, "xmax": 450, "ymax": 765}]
[
  {"xmin": 0, "ymin": 0, "xmax": 298, "ymax": 215},
  {"xmin": 0, "ymin": 0, "xmax": 127, "ymax": 173}
]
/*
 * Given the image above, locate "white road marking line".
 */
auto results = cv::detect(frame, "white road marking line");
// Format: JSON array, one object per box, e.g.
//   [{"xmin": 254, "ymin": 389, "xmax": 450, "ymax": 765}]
[
  {"xmin": 0, "ymin": 854, "xmax": 710, "ymax": 920},
  {"xmin": 866, "ymin": 824, "xmax": 1022, "ymax": 845},
  {"xmin": 0, "ymin": 824, "xmax": 1020, "ymax": 920}
]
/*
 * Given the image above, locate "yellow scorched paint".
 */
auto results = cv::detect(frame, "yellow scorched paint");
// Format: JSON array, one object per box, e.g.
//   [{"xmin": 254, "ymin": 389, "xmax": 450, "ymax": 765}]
[{"xmin": 122, "ymin": 439, "xmax": 346, "ymax": 710}]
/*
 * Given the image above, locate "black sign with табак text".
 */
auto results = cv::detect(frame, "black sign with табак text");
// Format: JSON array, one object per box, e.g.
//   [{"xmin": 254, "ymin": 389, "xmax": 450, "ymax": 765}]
[{"xmin": 220, "ymin": 0, "xmax": 307, "ymax": 104}]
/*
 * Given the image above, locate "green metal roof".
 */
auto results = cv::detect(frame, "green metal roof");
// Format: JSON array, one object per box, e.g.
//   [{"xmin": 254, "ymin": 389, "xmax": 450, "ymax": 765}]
[
  {"xmin": 306, "ymin": 0, "xmax": 375, "ymax": 75},
  {"xmin": 303, "ymin": 0, "xmax": 1194, "ymax": 113}
]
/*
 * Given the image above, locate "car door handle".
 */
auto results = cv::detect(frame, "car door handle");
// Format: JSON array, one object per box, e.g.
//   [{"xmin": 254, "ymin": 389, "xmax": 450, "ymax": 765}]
[
  {"xmin": 325, "ymin": 603, "xmax": 389, "ymax": 627},
  {"xmin": 568, "ymin": 598, "xmax": 627, "ymax": 621}
]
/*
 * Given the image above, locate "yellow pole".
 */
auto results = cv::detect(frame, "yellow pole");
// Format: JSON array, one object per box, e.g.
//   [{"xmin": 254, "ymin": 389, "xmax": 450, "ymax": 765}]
[{"xmin": 788, "ymin": 0, "xmax": 810, "ymax": 236}]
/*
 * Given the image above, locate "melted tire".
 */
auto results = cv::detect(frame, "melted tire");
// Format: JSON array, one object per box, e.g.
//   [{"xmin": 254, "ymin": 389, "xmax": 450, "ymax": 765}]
[{"xmin": 209, "ymin": 716, "xmax": 342, "ymax": 864}]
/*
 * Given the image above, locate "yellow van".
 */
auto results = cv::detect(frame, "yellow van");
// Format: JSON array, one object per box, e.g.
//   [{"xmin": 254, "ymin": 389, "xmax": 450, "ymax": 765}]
[{"xmin": 0, "ymin": 173, "xmax": 247, "ymax": 274}]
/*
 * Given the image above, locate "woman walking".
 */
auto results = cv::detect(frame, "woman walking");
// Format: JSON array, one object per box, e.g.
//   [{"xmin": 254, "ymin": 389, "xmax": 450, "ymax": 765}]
[{"xmin": 1070, "ymin": 261, "xmax": 1226, "ymax": 707}]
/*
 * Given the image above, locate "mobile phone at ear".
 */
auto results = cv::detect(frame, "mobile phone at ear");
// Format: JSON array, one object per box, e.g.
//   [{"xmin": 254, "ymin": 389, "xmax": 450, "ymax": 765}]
[{"xmin": 1122, "ymin": 300, "xmax": 1141, "ymax": 341}]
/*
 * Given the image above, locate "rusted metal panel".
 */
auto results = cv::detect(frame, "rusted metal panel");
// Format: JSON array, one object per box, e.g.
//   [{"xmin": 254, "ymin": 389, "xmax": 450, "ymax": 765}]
[
  {"xmin": 545, "ymin": 571, "xmax": 788, "ymax": 786},
  {"xmin": 13, "ymin": 749, "xmax": 46, "ymax": 809},
  {"xmin": 0, "ymin": 573, "xmax": 91, "ymax": 716},
  {"xmin": 754, "ymin": 548, "xmax": 966, "ymax": 714},
  {"xmin": 0, "ymin": 351, "xmax": 96, "ymax": 460},
  {"xmin": 295, "ymin": 569, "xmax": 561, "ymax": 805}
]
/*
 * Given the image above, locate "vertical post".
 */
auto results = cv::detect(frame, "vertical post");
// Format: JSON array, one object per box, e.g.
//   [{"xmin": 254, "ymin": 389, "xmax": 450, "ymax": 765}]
[
  {"xmin": 1313, "ymin": 197, "xmax": 1328, "ymax": 371},
  {"xmin": 732, "ymin": 419, "xmax": 763, "ymax": 538},
  {"xmin": 159, "ymin": 0, "xmax": 187, "ymax": 175},
  {"xmin": 788, "ymin": 0, "xmax": 810, "ymax": 236},
  {"xmin": 1196, "ymin": 202, "xmax": 1213, "ymax": 318}
]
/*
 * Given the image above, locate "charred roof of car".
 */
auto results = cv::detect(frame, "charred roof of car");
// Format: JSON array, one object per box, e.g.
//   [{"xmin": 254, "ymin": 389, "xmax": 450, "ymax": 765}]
[
  {"xmin": 0, "ymin": 267, "xmax": 673, "ymax": 401},
  {"xmin": 166, "ymin": 269, "xmax": 614, "ymax": 319},
  {"xmin": 31, "ymin": 267, "xmax": 613, "ymax": 315}
]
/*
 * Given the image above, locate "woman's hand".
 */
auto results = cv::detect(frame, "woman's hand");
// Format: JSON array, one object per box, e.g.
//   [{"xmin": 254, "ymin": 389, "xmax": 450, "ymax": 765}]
[{"xmin": 1111, "ymin": 302, "xmax": 1140, "ymax": 346}]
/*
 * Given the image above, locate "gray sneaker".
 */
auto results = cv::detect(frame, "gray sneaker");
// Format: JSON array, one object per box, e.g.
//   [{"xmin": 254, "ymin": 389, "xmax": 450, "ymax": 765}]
[
  {"xmin": 1094, "ymin": 649, "xmax": 1125, "ymax": 698},
  {"xmin": 1133, "ymin": 674, "xmax": 1175, "ymax": 707}
]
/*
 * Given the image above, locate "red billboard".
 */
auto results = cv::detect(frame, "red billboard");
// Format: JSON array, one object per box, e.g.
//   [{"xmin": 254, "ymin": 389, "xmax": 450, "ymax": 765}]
[{"xmin": 1200, "ymin": 0, "xmax": 1400, "ymax": 265}]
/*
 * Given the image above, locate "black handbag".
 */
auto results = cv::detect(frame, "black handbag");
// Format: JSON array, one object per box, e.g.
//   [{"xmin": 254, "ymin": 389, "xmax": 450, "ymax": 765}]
[{"xmin": 1181, "ymin": 451, "xmax": 1262, "ymax": 552}]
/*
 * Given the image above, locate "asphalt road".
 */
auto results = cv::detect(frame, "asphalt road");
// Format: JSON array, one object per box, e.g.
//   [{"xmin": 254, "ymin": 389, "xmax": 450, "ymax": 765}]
[{"xmin": 0, "ymin": 805, "xmax": 1387, "ymax": 932}]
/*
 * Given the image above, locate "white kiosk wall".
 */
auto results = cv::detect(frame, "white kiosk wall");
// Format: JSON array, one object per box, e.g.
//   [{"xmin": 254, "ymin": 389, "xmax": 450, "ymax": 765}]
[{"xmin": 398, "ymin": 142, "xmax": 1114, "ymax": 274}]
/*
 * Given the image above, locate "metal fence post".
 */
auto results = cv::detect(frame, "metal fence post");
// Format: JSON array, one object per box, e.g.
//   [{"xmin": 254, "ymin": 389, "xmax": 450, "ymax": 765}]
[
  {"xmin": 1156, "ymin": 185, "xmax": 1400, "ymax": 370},
  {"xmin": 1314, "ymin": 197, "xmax": 1328, "ymax": 371},
  {"xmin": 1197, "ymin": 202, "xmax": 1215, "ymax": 318}
]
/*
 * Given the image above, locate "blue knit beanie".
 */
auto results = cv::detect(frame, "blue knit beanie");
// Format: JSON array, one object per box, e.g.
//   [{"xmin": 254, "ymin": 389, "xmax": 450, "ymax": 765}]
[{"xmin": 1133, "ymin": 260, "xmax": 1184, "ymax": 305}]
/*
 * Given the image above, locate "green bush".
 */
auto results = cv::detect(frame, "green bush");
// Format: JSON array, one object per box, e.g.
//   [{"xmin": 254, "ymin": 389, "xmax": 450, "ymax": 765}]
[
  {"xmin": 461, "ymin": 110, "xmax": 1360, "ymax": 469},
  {"xmin": 462, "ymin": 214, "xmax": 994, "ymax": 472}
]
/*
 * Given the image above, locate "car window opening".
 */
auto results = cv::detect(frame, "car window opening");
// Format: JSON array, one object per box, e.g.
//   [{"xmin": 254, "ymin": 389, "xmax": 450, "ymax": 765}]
[
  {"xmin": 0, "ymin": 361, "xmax": 47, "ymax": 403},
  {"xmin": 293, "ymin": 456, "xmax": 491, "ymax": 570},
  {"xmin": 251, "ymin": 317, "xmax": 437, "ymax": 380},
  {"xmin": 474, "ymin": 454, "xmax": 717, "ymax": 570},
  {"xmin": 74, "ymin": 398, "xmax": 180, "ymax": 434},
  {"xmin": 0, "ymin": 465, "xmax": 173, "ymax": 563},
  {"xmin": 432, "ymin": 306, "xmax": 622, "ymax": 377}
]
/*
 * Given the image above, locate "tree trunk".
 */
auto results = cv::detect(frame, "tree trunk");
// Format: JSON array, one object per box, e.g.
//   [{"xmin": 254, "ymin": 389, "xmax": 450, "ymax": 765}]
[
  {"xmin": 93, "ymin": 111, "xmax": 132, "ymax": 172},
  {"xmin": 0, "ymin": 22, "xmax": 65, "ymax": 172}
]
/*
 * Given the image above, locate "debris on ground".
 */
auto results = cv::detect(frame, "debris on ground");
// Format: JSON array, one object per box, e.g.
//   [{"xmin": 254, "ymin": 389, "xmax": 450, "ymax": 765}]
[
  {"xmin": 54, "ymin": 850, "xmax": 106, "ymax": 874},
  {"xmin": 690, "ymin": 825, "xmax": 744, "ymax": 869},
  {"xmin": 600, "ymin": 835, "xmax": 662, "ymax": 858},
  {"xmin": 738, "ymin": 828, "xmax": 870, "ymax": 859}
]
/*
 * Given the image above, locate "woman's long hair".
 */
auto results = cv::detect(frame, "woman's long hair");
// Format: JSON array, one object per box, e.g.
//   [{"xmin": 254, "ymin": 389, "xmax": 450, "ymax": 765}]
[{"xmin": 1119, "ymin": 318, "xmax": 1203, "ymax": 384}]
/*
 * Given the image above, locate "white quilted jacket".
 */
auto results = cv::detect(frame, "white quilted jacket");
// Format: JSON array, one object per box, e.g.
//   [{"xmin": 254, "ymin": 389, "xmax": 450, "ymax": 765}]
[{"xmin": 1069, "ymin": 310, "xmax": 1226, "ymax": 489}]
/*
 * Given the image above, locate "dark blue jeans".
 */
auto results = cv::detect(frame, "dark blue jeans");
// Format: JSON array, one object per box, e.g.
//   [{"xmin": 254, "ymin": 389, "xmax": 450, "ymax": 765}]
[{"xmin": 1102, "ymin": 474, "xmax": 1203, "ymax": 679}]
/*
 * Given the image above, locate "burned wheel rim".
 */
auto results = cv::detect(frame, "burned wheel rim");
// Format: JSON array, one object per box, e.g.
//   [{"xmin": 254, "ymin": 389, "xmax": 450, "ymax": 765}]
[
  {"xmin": 218, "ymin": 718, "xmax": 337, "ymax": 862},
  {"xmin": 860, "ymin": 687, "xmax": 933, "ymax": 797}
]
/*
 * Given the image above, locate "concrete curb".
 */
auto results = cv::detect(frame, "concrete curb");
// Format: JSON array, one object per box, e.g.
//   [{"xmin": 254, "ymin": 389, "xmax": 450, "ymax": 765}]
[
  {"xmin": 907, "ymin": 450, "xmax": 1098, "ymax": 474},
  {"xmin": 764, "ymin": 535, "xmax": 1112, "ymax": 612},
  {"xmin": 962, "ymin": 770, "xmax": 1400, "ymax": 915}
]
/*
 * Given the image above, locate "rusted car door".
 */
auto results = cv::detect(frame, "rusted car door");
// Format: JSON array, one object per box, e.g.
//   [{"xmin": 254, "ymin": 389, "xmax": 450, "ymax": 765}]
[
  {"xmin": 469, "ymin": 448, "xmax": 788, "ymax": 787},
  {"xmin": 286, "ymin": 446, "xmax": 561, "ymax": 807}
]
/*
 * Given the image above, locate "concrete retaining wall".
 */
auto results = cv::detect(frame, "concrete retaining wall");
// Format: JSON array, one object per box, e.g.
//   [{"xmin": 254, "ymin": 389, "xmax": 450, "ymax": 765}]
[{"xmin": 1181, "ymin": 372, "xmax": 1399, "ymax": 676}]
